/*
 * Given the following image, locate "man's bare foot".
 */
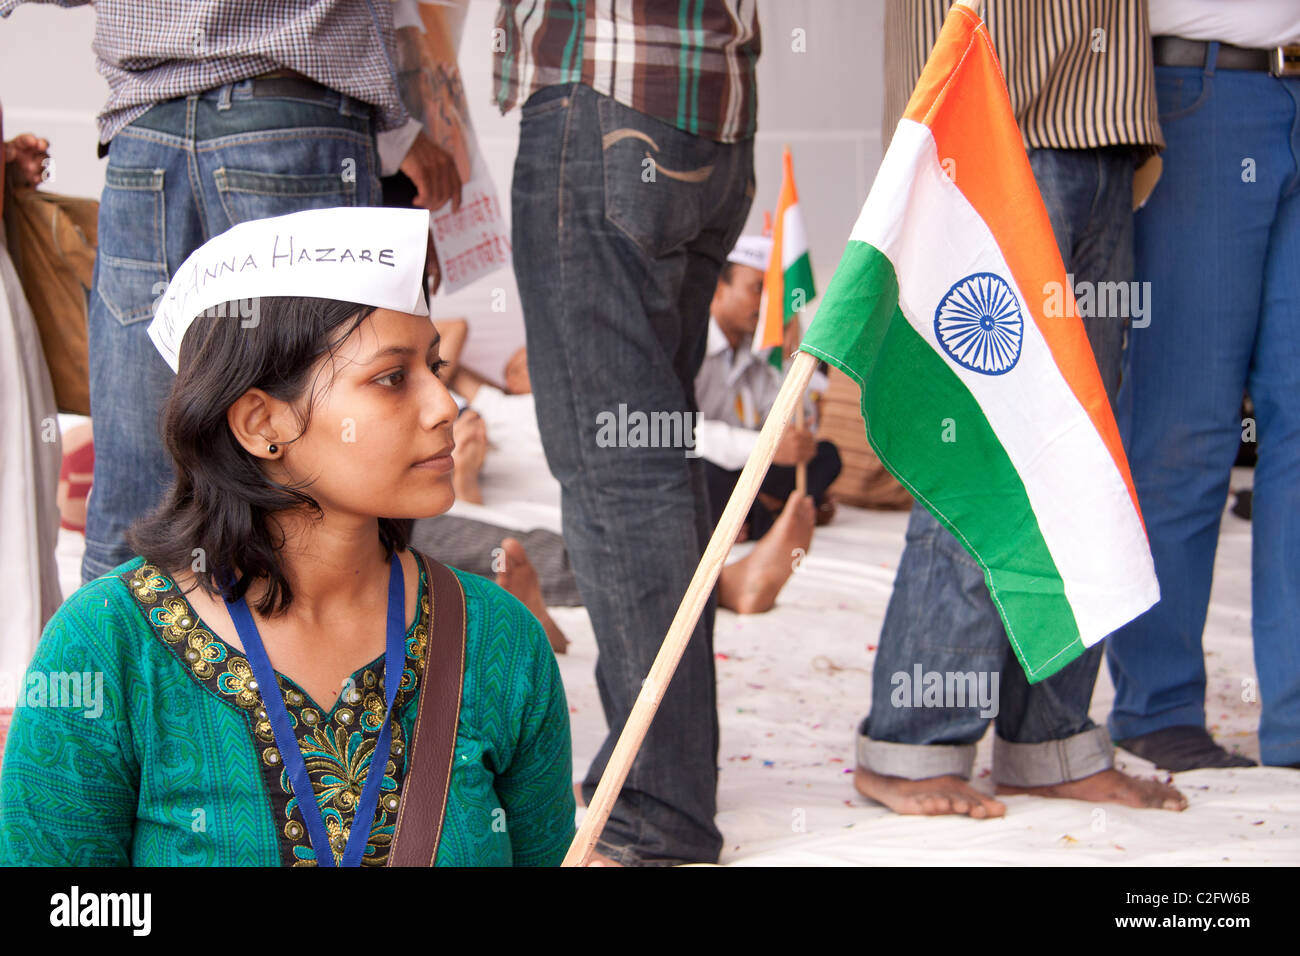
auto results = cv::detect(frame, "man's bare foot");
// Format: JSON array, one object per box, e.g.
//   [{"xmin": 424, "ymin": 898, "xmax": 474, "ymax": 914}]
[
  {"xmin": 997, "ymin": 768, "xmax": 1187, "ymax": 811},
  {"xmin": 718, "ymin": 492, "xmax": 815, "ymax": 614},
  {"xmin": 495, "ymin": 537, "xmax": 569, "ymax": 653},
  {"xmin": 854, "ymin": 767, "xmax": 1007, "ymax": 818}
]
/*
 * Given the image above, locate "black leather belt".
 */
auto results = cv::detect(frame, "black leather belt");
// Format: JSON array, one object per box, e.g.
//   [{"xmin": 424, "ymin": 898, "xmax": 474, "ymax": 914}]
[
  {"xmin": 99, "ymin": 71, "xmax": 360, "ymax": 158},
  {"xmin": 1153, "ymin": 35, "xmax": 1300, "ymax": 76},
  {"xmin": 246, "ymin": 71, "xmax": 338, "ymax": 103}
]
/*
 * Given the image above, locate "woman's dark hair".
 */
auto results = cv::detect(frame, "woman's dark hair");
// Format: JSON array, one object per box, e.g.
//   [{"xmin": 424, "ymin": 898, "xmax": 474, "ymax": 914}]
[{"xmin": 127, "ymin": 296, "xmax": 411, "ymax": 616}]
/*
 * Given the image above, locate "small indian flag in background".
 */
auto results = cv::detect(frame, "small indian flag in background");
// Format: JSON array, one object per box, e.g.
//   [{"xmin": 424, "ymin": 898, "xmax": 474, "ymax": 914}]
[
  {"xmin": 797, "ymin": 3, "xmax": 1158, "ymax": 682},
  {"xmin": 754, "ymin": 146, "xmax": 816, "ymax": 368}
]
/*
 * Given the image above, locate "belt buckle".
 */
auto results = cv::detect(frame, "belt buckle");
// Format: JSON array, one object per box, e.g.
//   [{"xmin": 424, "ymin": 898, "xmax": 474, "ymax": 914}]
[{"xmin": 1270, "ymin": 45, "xmax": 1300, "ymax": 76}]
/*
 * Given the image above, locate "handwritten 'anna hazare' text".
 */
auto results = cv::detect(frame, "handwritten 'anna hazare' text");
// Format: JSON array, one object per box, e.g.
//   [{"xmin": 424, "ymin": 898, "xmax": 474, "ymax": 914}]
[
  {"xmin": 183, "ymin": 233, "xmax": 399, "ymax": 291},
  {"xmin": 270, "ymin": 233, "xmax": 397, "ymax": 268}
]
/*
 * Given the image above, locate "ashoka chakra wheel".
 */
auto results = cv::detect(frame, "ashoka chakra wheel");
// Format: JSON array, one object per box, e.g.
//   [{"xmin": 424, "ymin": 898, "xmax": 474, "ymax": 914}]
[{"xmin": 933, "ymin": 272, "xmax": 1024, "ymax": 375}]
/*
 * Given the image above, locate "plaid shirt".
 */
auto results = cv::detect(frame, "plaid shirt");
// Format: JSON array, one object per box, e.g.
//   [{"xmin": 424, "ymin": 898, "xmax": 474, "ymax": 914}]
[
  {"xmin": 493, "ymin": 0, "xmax": 760, "ymax": 143},
  {"xmin": 0, "ymin": 0, "xmax": 411, "ymax": 145}
]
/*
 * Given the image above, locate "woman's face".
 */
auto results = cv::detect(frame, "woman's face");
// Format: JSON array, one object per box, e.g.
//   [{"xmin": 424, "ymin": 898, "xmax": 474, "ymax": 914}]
[{"xmin": 270, "ymin": 308, "xmax": 459, "ymax": 521}]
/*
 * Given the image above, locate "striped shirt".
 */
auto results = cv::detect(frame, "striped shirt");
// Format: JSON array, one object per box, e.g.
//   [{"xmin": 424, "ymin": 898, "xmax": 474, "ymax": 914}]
[
  {"xmin": 884, "ymin": 0, "xmax": 1162, "ymax": 152},
  {"xmin": 0, "ymin": 0, "xmax": 411, "ymax": 145},
  {"xmin": 493, "ymin": 0, "xmax": 760, "ymax": 143}
]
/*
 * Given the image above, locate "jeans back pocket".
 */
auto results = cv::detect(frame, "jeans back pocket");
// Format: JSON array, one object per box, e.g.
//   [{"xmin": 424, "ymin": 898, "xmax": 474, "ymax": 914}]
[
  {"xmin": 597, "ymin": 95, "xmax": 716, "ymax": 258},
  {"xmin": 97, "ymin": 165, "xmax": 169, "ymax": 326},
  {"xmin": 213, "ymin": 167, "xmax": 358, "ymax": 228}
]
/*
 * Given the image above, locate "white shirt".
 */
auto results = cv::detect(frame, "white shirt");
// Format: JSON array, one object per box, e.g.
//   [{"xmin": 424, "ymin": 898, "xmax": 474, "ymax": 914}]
[
  {"xmin": 694, "ymin": 316, "xmax": 823, "ymax": 472},
  {"xmin": 1148, "ymin": 0, "xmax": 1300, "ymax": 49},
  {"xmin": 466, "ymin": 383, "xmax": 545, "ymax": 463}
]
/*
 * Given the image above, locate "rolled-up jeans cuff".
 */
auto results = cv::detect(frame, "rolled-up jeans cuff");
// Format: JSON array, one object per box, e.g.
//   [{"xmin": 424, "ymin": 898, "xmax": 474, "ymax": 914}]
[
  {"xmin": 992, "ymin": 725, "xmax": 1114, "ymax": 787},
  {"xmin": 856, "ymin": 735, "xmax": 976, "ymax": 780}
]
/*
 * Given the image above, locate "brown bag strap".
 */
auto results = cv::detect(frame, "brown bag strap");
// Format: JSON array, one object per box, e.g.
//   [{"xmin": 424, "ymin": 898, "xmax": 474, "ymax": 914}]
[{"xmin": 389, "ymin": 552, "xmax": 466, "ymax": 867}]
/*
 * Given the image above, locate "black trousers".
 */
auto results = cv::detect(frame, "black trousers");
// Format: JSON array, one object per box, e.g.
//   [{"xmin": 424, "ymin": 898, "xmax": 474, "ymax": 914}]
[{"xmin": 705, "ymin": 439, "xmax": 841, "ymax": 539}]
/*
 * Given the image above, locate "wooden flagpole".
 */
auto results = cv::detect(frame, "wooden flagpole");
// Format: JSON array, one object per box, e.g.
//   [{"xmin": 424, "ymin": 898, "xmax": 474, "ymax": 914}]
[
  {"xmin": 564, "ymin": 0, "xmax": 984, "ymax": 867},
  {"xmin": 794, "ymin": 402, "xmax": 808, "ymax": 495},
  {"xmin": 789, "ymin": 298, "xmax": 809, "ymax": 495},
  {"xmin": 563, "ymin": 350, "xmax": 818, "ymax": 866}
]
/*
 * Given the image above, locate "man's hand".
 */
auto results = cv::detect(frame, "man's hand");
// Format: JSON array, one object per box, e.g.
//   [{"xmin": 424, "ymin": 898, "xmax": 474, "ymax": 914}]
[
  {"xmin": 400, "ymin": 131, "xmax": 463, "ymax": 213},
  {"xmin": 773, "ymin": 425, "xmax": 816, "ymax": 467},
  {"xmin": 4, "ymin": 133, "xmax": 50, "ymax": 189},
  {"xmin": 450, "ymin": 409, "xmax": 487, "ymax": 505}
]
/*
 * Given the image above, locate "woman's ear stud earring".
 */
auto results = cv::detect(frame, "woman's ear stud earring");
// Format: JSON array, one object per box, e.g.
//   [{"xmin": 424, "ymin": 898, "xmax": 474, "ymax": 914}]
[{"xmin": 268, "ymin": 443, "xmax": 278, "ymax": 455}]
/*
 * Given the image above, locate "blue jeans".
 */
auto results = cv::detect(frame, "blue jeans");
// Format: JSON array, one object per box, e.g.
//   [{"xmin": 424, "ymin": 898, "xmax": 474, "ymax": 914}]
[
  {"xmin": 1106, "ymin": 52, "xmax": 1300, "ymax": 766},
  {"xmin": 859, "ymin": 147, "xmax": 1135, "ymax": 786},
  {"xmin": 511, "ymin": 84, "xmax": 754, "ymax": 863},
  {"xmin": 82, "ymin": 81, "xmax": 382, "ymax": 583}
]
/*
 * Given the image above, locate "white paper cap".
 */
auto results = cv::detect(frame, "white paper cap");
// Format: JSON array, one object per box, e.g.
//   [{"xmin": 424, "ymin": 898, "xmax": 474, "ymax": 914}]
[
  {"xmin": 148, "ymin": 207, "xmax": 432, "ymax": 373},
  {"xmin": 726, "ymin": 235, "xmax": 773, "ymax": 273}
]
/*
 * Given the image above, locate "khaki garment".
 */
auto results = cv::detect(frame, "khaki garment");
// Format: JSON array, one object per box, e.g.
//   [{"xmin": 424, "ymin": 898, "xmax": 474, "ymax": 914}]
[
  {"xmin": 817, "ymin": 367, "xmax": 913, "ymax": 511},
  {"xmin": 2, "ymin": 182, "xmax": 97, "ymax": 416}
]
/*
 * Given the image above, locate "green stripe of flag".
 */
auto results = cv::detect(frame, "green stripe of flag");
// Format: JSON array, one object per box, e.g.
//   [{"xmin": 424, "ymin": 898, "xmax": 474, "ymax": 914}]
[
  {"xmin": 783, "ymin": 253, "xmax": 815, "ymax": 319},
  {"xmin": 799, "ymin": 241, "xmax": 1083, "ymax": 681}
]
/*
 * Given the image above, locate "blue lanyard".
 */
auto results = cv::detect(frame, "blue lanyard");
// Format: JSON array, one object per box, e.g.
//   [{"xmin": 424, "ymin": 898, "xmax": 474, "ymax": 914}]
[{"xmin": 224, "ymin": 555, "xmax": 406, "ymax": 867}]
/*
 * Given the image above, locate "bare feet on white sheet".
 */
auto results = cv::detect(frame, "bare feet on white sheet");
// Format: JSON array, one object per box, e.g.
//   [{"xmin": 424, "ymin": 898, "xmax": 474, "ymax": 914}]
[
  {"xmin": 998, "ymin": 768, "xmax": 1187, "ymax": 811},
  {"xmin": 854, "ymin": 767, "xmax": 1007, "ymax": 818},
  {"xmin": 495, "ymin": 537, "xmax": 569, "ymax": 654},
  {"xmin": 718, "ymin": 491, "xmax": 815, "ymax": 614},
  {"xmin": 854, "ymin": 765, "xmax": 1187, "ymax": 818}
]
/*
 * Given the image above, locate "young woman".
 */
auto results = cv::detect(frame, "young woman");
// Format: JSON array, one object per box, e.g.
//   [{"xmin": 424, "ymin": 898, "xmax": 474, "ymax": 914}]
[{"xmin": 0, "ymin": 210, "xmax": 575, "ymax": 866}]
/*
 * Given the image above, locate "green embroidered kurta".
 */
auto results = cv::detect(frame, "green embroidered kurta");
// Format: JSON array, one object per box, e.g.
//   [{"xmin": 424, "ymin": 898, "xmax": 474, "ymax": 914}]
[{"xmin": 0, "ymin": 552, "xmax": 575, "ymax": 866}]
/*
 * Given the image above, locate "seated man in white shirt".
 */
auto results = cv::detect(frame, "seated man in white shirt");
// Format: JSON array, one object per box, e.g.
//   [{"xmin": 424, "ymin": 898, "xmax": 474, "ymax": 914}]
[{"xmin": 695, "ymin": 236, "xmax": 842, "ymax": 613}]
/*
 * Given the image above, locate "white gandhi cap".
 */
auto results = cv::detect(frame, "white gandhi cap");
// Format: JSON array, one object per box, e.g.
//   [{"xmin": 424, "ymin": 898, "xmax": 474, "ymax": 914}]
[
  {"xmin": 725, "ymin": 235, "xmax": 773, "ymax": 273},
  {"xmin": 147, "ymin": 206, "xmax": 432, "ymax": 373}
]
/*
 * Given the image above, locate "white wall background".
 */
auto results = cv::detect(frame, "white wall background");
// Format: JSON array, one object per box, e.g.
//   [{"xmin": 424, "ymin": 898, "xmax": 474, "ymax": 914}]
[{"xmin": 0, "ymin": 0, "xmax": 885, "ymax": 378}]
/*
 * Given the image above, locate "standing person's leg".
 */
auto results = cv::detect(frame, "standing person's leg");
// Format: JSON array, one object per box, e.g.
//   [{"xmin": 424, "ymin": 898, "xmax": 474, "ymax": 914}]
[
  {"xmin": 858, "ymin": 146, "xmax": 1183, "ymax": 814},
  {"xmin": 1241, "ymin": 75, "xmax": 1300, "ymax": 768},
  {"xmin": 856, "ymin": 148, "xmax": 1117, "ymax": 815},
  {"xmin": 855, "ymin": 500, "xmax": 1010, "ymax": 817},
  {"xmin": 512, "ymin": 84, "xmax": 752, "ymax": 863},
  {"xmin": 990, "ymin": 148, "xmax": 1125, "ymax": 787},
  {"xmin": 82, "ymin": 108, "xmax": 201, "ymax": 583},
  {"xmin": 82, "ymin": 82, "xmax": 383, "ymax": 585},
  {"xmin": 996, "ymin": 146, "xmax": 1181, "ymax": 807},
  {"xmin": 1107, "ymin": 57, "xmax": 1278, "ymax": 768}
]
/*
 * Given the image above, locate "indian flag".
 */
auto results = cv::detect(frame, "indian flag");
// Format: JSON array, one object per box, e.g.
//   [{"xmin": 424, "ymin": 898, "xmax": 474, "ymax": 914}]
[
  {"xmin": 797, "ymin": 4, "xmax": 1158, "ymax": 682},
  {"xmin": 755, "ymin": 146, "xmax": 816, "ymax": 365}
]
